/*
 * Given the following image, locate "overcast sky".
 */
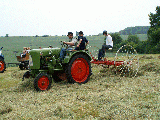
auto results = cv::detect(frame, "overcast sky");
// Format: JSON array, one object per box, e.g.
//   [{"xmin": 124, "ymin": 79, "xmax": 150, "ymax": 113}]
[{"xmin": 0, "ymin": 0, "xmax": 159, "ymax": 36}]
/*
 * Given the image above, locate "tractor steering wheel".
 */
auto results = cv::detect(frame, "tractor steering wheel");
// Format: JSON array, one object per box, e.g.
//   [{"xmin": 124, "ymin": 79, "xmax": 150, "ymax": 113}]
[{"xmin": 60, "ymin": 41, "xmax": 68, "ymax": 48}]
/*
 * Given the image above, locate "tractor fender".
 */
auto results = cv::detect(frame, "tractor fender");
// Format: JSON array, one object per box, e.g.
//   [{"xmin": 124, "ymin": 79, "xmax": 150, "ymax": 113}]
[{"xmin": 63, "ymin": 50, "xmax": 92, "ymax": 63}]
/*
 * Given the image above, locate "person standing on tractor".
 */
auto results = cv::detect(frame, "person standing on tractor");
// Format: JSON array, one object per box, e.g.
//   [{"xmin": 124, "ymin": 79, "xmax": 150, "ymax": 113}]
[
  {"xmin": 75, "ymin": 31, "xmax": 89, "ymax": 50},
  {"xmin": 59, "ymin": 32, "xmax": 77, "ymax": 60},
  {"xmin": 98, "ymin": 30, "xmax": 113, "ymax": 60}
]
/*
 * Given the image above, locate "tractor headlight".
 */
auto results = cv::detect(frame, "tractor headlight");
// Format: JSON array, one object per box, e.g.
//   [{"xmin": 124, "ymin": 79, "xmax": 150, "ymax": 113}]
[{"xmin": 29, "ymin": 55, "xmax": 33, "ymax": 66}]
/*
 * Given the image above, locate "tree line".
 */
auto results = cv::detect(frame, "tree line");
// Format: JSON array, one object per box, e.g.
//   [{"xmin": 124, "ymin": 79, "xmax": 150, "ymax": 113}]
[{"xmin": 111, "ymin": 6, "xmax": 160, "ymax": 54}]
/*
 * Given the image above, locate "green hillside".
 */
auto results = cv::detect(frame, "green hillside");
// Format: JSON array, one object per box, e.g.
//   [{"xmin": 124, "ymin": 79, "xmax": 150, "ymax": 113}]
[{"xmin": 119, "ymin": 26, "xmax": 150, "ymax": 35}]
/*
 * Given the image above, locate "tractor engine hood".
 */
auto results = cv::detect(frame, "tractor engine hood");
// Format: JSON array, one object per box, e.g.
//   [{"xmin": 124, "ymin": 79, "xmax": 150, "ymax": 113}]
[
  {"xmin": 29, "ymin": 48, "xmax": 61, "ymax": 69},
  {"xmin": 30, "ymin": 48, "xmax": 61, "ymax": 57}
]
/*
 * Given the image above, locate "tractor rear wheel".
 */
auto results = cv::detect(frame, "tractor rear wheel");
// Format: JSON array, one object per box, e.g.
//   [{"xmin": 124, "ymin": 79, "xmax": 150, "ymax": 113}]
[
  {"xmin": 66, "ymin": 54, "xmax": 91, "ymax": 84},
  {"xmin": 0, "ymin": 58, "xmax": 6, "ymax": 73},
  {"xmin": 34, "ymin": 73, "xmax": 52, "ymax": 91}
]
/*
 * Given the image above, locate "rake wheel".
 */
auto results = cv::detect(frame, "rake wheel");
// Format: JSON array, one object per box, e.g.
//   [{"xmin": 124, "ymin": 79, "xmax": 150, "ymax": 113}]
[{"xmin": 114, "ymin": 45, "xmax": 139, "ymax": 77}]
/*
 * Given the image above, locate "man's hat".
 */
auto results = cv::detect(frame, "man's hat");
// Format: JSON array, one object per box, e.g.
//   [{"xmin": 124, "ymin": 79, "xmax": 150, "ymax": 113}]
[
  {"xmin": 67, "ymin": 32, "xmax": 73, "ymax": 36},
  {"xmin": 103, "ymin": 30, "xmax": 107, "ymax": 35},
  {"xmin": 79, "ymin": 31, "xmax": 83, "ymax": 35}
]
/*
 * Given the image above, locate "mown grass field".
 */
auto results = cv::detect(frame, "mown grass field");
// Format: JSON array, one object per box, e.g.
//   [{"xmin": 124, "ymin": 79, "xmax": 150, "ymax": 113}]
[
  {"xmin": 0, "ymin": 54, "xmax": 159, "ymax": 119},
  {"xmin": 0, "ymin": 34, "xmax": 147, "ymax": 63}
]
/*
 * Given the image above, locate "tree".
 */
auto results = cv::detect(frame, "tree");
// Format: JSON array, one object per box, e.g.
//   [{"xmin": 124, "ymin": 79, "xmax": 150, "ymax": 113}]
[
  {"xmin": 147, "ymin": 6, "xmax": 160, "ymax": 53},
  {"xmin": 5, "ymin": 34, "xmax": 9, "ymax": 37},
  {"xmin": 127, "ymin": 35, "xmax": 140, "ymax": 44},
  {"xmin": 110, "ymin": 33, "xmax": 122, "ymax": 49}
]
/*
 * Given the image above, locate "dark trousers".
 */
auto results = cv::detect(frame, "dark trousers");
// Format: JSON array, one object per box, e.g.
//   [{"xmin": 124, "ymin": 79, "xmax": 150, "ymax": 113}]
[{"xmin": 98, "ymin": 45, "xmax": 112, "ymax": 60}]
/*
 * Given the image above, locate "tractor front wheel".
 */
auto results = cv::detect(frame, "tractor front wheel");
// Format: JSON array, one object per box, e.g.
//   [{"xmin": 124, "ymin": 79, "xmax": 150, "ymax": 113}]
[
  {"xmin": 66, "ymin": 54, "xmax": 91, "ymax": 84},
  {"xmin": 0, "ymin": 58, "xmax": 6, "ymax": 73},
  {"xmin": 34, "ymin": 73, "xmax": 52, "ymax": 91}
]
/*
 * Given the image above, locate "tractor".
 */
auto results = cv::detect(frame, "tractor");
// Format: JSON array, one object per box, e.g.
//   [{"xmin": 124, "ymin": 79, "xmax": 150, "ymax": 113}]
[
  {"xmin": 0, "ymin": 47, "xmax": 6, "ymax": 73},
  {"xmin": 23, "ymin": 42, "xmax": 92, "ymax": 91}
]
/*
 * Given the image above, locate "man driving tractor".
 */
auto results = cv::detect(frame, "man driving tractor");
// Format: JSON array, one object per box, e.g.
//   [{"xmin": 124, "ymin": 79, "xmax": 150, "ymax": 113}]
[
  {"xmin": 59, "ymin": 32, "xmax": 77, "ymax": 60},
  {"xmin": 98, "ymin": 30, "xmax": 113, "ymax": 60}
]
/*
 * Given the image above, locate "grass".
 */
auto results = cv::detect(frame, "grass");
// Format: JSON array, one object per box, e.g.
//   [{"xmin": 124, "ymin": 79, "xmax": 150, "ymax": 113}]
[
  {"xmin": 0, "ymin": 54, "xmax": 160, "ymax": 119},
  {"xmin": 120, "ymin": 34, "xmax": 147, "ymax": 41}
]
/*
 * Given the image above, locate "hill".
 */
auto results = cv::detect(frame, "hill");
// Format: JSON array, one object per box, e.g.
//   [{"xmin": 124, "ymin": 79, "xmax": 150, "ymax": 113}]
[{"xmin": 119, "ymin": 26, "xmax": 150, "ymax": 35}]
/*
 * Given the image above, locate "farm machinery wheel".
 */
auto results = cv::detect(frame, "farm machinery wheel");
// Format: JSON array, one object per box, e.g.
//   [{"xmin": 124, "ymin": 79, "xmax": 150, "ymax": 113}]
[
  {"xmin": 0, "ymin": 58, "xmax": 6, "ymax": 73},
  {"xmin": 34, "ymin": 73, "xmax": 52, "ymax": 91},
  {"xmin": 19, "ymin": 61, "xmax": 29, "ymax": 70},
  {"xmin": 19, "ymin": 64, "xmax": 25, "ymax": 70},
  {"xmin": 66, "ymin": 54, "xmax": 92, "ymax": 84},
  {"xmin": 114, "ymin": 45, "xmax": 139, "ymax": 77}
]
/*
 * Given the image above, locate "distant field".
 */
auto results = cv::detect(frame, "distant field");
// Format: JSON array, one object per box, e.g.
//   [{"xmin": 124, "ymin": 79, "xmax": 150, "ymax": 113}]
[
  {"xmin": 120, "ymin": 34, "xmax": 147, "ymax": 41},
  {"xmin": 0, "ymin": 36, "xmax": 104, "ymax": 63},
  {"xmin": 0, "ymin": 34, "xmax": 147, "ymax": 63}
]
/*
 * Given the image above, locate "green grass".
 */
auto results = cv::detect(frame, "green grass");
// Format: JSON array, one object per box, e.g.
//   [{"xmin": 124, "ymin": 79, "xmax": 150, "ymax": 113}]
[
  {"xmin": 120, "ymin": 34, "xmax": 147, "ymax": 41},
  {"xmin": 0, "ymin": 54, "xmax": 159, "ymax": 119}
]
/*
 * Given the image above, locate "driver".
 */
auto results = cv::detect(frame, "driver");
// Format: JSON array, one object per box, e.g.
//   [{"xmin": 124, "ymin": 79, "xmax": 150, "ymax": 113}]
[{"xmin": 59, "ymin": 32, "xmax": 77, "ymax": 60}]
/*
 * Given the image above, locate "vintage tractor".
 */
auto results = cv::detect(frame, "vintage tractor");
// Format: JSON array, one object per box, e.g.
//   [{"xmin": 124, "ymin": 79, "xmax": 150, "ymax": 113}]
[
  {"xmin": 0, "ymin": 47, "xmax": 6, "ymax": 73},
  {"xmin": 23, "ymin": 42, "xmax": 92, "ymax": 91}
]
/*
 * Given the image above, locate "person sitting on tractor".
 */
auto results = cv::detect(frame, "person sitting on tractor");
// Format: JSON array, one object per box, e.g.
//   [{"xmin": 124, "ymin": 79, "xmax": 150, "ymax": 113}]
[
  {"xmin": 59, "ymin": 32, "xmax": 77, "ymax": 60},
  {"xmin": 98, "ymin": 30, "xmax": 113, "ymax": 60},
  {"xmin": 75, "ymin": 31, "xmax": 89, "ymax": 50}
]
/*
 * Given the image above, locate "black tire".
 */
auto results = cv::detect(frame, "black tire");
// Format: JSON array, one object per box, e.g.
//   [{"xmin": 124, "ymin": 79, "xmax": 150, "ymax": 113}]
[
  {"xmin": 34, "ymin": 73, "xmax": 52, "ymax": 91},
  {"xmin": 24, "ymin": 61, "xmax": 29, "ymax": 70},
  {"xmin": 0, "ymin": 58, "xmax": 6, "ymax": 73},
  {"xmin": 19, "ymin": 64, "xmax": 25, "ymax": 70},
  {"xmin": 66, "ymin": 54, "xmax": 92, "ymax": 84}
]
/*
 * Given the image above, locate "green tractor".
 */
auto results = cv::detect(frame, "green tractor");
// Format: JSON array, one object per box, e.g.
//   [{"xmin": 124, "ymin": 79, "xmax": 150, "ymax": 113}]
[{"xmin": 23, "ymin": 42, "xmax": 92, "ymax": 91}]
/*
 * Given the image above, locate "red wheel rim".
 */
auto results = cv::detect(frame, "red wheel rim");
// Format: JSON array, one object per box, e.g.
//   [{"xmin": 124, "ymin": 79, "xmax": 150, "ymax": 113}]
[
  {"xmin": 0, "ymin": 61, "xmax": 4, "ymax": 72},
  {"xmin": 71, "ymin": 58, "xmax": 89, "ymax": 83},
  {"xmin": 38, "ymin": 76, "xmax": 49, "ymax": 90}
]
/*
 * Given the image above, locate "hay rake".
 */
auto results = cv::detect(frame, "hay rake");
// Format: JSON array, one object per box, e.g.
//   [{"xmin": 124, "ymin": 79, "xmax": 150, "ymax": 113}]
[{"xmin": 89, "ymin": 45, "xmax": 139, "ymax": 77}]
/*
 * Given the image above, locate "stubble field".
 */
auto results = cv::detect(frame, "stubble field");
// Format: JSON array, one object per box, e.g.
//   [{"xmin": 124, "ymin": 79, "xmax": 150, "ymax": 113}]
[{"xmin": 0, "ymin": 54, "xmax": 159, "ymax": 119}]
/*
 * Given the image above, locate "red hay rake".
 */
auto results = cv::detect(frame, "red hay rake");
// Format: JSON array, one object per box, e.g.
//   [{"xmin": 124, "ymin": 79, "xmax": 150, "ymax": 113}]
[{"xmin": 89, "ymin": 45, "xmax": 139, "ymax": 77}]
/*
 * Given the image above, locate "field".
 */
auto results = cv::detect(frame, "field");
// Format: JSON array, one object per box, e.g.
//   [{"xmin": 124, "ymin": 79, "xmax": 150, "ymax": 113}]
[
  {"xmin": 120, "ymin": 34, "xmax": 147, "ymax": 41},
  {"xmin": 0, "ymin": 54, "xmax": 160, "ymax": 119},
  {"xmin": 0, "ymin": 34, "xmax": 147, "ymax": 64}
]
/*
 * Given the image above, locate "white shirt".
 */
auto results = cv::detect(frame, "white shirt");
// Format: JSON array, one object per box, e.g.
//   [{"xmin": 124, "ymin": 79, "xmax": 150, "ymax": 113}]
[
  {"xmin": 106, "ymin": 35, "xmax": 113, "ymax": 47},
  {"xmin": 68, "ymin": 38, "xmax": 77, "ymax": 48}
]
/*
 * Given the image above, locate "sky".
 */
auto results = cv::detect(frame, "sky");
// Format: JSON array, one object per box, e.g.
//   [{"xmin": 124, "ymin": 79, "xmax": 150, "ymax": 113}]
[{"xmin": 0, "ymin": 0, "xmax": 159, "ymax": 36}]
